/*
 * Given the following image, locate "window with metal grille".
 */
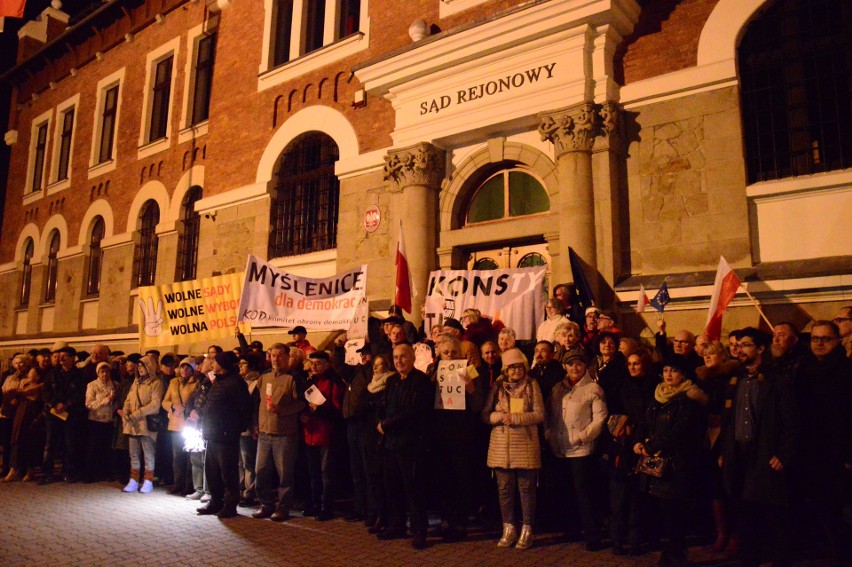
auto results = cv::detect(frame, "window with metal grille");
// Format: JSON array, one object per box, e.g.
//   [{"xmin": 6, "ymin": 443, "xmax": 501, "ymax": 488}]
[
  {"xmin": 176, "ymin": 186, "xmax": 202, "ymax": 282},
  {"xmin": 86, "ymin": 217, "xmax": 105, "ymax": 296},
  {"xmin": 57, "ymin": 108, "xmax": 74, "ymax": 181},
  {"xmin": 32, "ymin": 122, "xmax": 48, "ymax": 192},
  {"xmin": 273, "ymin": 0, "xmax": 294, "ymax": 66},
  {"xmin": 149, "ymin": 55, "xmax": 174, "ymax": 142},
  {"xmin": 20, "ymin": 239, "xmax": 34, "ymax": 307},
  {"xmin": 191, "ymin": 34, "xmax": 216, "ymax": 125},
  {"xmin": 268, "ymin": 132, "xmax": 339, "ymax": 259},
  {"xmin": 44, "ymin": 231, "xmax": 60, "ymax": 303},
  {"xmin": 133, "ymin": 201, "xmax": 160, "ymax": 288},
  {"xmin": 98, "ymin": 85, "xmax": 119, "ymax": 164},
  {"xmin": 739, "ymin": 0, "xmax": 852, "ymax": 183}
]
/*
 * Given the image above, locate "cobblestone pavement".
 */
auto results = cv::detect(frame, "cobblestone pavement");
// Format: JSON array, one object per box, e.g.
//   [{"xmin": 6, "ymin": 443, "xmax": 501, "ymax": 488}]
[{"xmin": 0, "ymin": 481, "xmax": 737, "ymax": 566}]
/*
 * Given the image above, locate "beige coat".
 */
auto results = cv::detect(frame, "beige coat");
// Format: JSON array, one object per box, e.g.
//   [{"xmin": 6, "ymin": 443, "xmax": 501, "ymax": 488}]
[
  {"xmin": 546, "ymin": 374, "xmax": 607, "ymax": 458},
  {"xmin": 122, "ymin": 376, "xmax": 164, "ymax": 439},
  {"xmin": 161, "ymin": 376, "xmax": 198, "ymax": 432},
  {"xmin": 257, "ymin": 370, "xmax": 304, "ymax": 436},
  {"xmin": 482, "ymin": 378, "xmax": 544, "ymax": 470}
]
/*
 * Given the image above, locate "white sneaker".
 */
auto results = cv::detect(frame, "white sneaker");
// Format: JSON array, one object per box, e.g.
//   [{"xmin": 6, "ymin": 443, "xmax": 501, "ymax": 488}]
[
  {"xmin": 200, "ymin": 494, "xmax": 211, "ymax": 503},
  {"xmin": 140, "ymin": 480, "xmax": 154, "ymax": 494},
  {"xmin": 186, "ymin": 491, "xmax": 204, "ymax": 500},
  {"xmin": 123, "ymin": 479, "xmax": 139, "ymax": 493}
]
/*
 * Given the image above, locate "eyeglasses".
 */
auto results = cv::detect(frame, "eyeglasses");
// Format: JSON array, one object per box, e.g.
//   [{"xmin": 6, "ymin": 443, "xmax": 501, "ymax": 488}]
[
  {"xmin": 506, "ymin": 363, "xmax": 525, "ymax": 371},
  {"xmin": 672, "ymin": 340, "xmax": 692, "ymax": 345},
  {"xmin": 810, "ymin": 336, "xmax": 838, "ymax": 344}
]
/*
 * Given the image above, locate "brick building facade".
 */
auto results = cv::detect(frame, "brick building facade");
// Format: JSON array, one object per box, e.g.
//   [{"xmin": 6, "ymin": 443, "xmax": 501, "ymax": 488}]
[{"xmin": 0, "ymin": 0, "xmax": 849, "ymax": 359}]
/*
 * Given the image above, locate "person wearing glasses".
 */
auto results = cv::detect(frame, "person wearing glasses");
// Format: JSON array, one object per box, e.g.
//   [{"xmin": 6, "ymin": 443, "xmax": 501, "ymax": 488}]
[
  {"xmin": 794, "ymin": 321, "xmax": 852, "ymax": 564},
  {"xmin": 831, "ymin": 306, "xmax": 851, "ymax": 358},
  {"xmin": 718, "ymin": 327, "xmax": 800, "ymax": 567},
  {"xmin": 654, "ymin": 319, "xmax": 702, "ymax": 378}
]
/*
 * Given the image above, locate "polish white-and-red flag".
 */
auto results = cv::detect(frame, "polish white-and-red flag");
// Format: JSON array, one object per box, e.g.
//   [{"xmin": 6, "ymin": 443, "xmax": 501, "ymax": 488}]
[
  {"xmin": 0, "ymin": 0, "xmax": 26, "ymax": 19},
  {"xmin": 394, "ymin": 219, "xmax": 413, "ymax": 313},
  {"xmin": 634, "ymin": 284, "xmax": 649, "ymax": 313},
  {"xmin": 705, "ymin": 256, "xmax": 742, "ymax": 341}
]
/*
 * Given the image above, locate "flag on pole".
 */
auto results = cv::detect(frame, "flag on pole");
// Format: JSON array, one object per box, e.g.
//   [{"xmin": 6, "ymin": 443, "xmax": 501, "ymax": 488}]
[
  {"xmin": 650, "ymin": 282, "xmax": 670, "ymax": 313},
  {"xmin": 634, "ymin": 284, "xmax": 649, "ymax": 313},
  {"xmin": 0, "ymin": 0, "xmax": 25, "ymax": 19},
  {"xmin": 705, "ymin": 256, "xmax": 742, "ymax": 341},
  {"xmin": 568, "ymin": 247, "xmax": 596, "ymax": 313},
  {"xmin": 394, "ymin": 219, "xmax": 413, "ymax": 313}
]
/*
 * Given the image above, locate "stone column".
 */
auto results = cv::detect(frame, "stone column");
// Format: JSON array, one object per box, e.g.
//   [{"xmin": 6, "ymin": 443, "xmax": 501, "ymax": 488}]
[
  {"xmin": 384, "ymin": 142, "xmax": 445, "ymax": 323},
  {"xmin": 592, "ymin": 100, "xmax": 627, "ymax": 306},
  {"xmin": 539, "ymin": 102, "xmax": 598, "ymax": 290}
]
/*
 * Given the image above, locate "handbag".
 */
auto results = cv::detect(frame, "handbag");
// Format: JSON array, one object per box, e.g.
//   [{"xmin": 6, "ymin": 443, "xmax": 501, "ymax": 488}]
[
  {"xmin": 136, "ymin": 384, "xmax": 165, "ymax": 433},
  {"xmin": 635, "ymin": 454, "xmax": 670, "ymax": 478}
]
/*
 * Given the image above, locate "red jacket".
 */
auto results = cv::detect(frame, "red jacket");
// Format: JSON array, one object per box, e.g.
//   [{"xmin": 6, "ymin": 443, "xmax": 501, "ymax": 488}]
[{"xmin": 301, "ymin": 371, "xmax": 343, "ymax": 447}]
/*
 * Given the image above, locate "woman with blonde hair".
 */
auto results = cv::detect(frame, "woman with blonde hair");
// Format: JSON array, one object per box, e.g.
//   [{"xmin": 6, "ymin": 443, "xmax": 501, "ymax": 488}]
[{"xmin": 482, "ymin": 348, "xmax": 545, "ymax": 550}]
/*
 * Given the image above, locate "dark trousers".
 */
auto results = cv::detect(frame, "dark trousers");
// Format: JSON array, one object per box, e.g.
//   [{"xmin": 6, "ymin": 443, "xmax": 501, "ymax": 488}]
[
  {"xmin": 64, "ymin": 412, "xmax": 87, "ymax": 479},
  {"xmin": 610, "ymin": 476, "xmax": 643, "ymax": 546},
  {"xmin": 434, "ymin": 436, "xmax": 473, "ymax": 529},
  {"xmin": 84, "ymin": 420, "xmax": 114, "ymax": 482},
  {"xmin": 205, "ymin": 438, "xmax": 241, "ymax": 510},
  {"xmin": 239, "ymin": 434, "xmax": 257, "ymax": 500},
  {"xmin": 347, "ymin": 421, "xmax": 368, "ymax": 516},
  {"xmin": 363, "ymin": 425, "xmax": 385, "ymax": 522},
  {"xmin": 42, "ymin": 414, "xmax": 66, "ymax": 477},
  {"xmin": 383, "ymin": 445, "xmax": 427, "ymax": 535},
  {"xmin": 0, "ymin": 417, "xmax": 12, "ymax": 474},
  {"xmin": 555, "ymin": 455, "xmax": 602, "ymax": 542},
  {"xmin": 171, "ymin": 431, "xmax": 191, "ymax": 492},
  {"xmin": 154, "ymin": 426, "xmax": 173, "ymax": 484},
  {"xmin": 305, "ymin": 444, "xmax": 334, "ymax": 513},
  {"xmin": 735, "ymin": 499, "xmax": 792, "ymax": 567}
]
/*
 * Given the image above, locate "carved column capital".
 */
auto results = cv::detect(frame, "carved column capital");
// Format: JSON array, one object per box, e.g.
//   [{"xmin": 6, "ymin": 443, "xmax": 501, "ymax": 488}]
[
  {"xmin": 538, "ymin": 102, "xmax": 598, "ymax": 158},
  {"xmin": 598, "ymin": 101, "xmax": 624, "ymax": 152},
  {"xmin": 384, "ymin": 142, "xmax": 445, "ymax": 191}
]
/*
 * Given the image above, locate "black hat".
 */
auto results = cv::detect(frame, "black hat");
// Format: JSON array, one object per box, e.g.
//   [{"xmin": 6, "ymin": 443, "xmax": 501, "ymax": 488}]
[
  {"xmin": 214, "ymin": 351, "xmax": 239, "ymax": 373},
  {"xmin": 249, "ymin": 340, "xmax": 264, "ymax": 351},
  {"xmin": 356, "ymin": 343, "xmax": 372, "ymax": 354},
  {"xmin": 442, "ymin": 318, "xmax": 464, "ymax": 332},
  {"xmin": 145, "ymin": 349, "xmax": 161, "ymax": 357},
  {"xmin": 160, "ymin": 354, "xmax": 176, "ymax": 366},
  {"xmin": 308, "ymin": 351, "xmax": 330, "ymax": 362},
  {"xmin": 383, "ymin": 315, "xmax": 403, "ymax": 325},
  {"xmin": 289, "ymin": 326, "xmax": 307, "ymax": 335},
  {"xmin": 127, "ymin": 353, "xmax": 143, "ymax": 364},
  {"xmin": 662, "ymin": 356, "xmax": 689, "ymax": 374},
  {"xmin": 58, "ymin": 346, "xmax": 78, "ymax": 358}
]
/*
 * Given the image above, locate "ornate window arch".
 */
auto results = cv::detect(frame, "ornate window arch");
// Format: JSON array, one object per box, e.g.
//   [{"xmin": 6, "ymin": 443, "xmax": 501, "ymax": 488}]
[
  {"xmin": 44, "ymin": 231, "xmax": 60, "ymax": 303},
  {"xmin": 464, "ymin": 165, "xmax": 550, "ymax": 225},
  {"xmin": 268, "ymin": 131, "xmax": 340, "ymax": 258},
  {"xmin": 86, "ymin": 216, "xmax": 106, "ymax": 296},
  {"xmin": 176, "ymin": 186, "xmax": 202, "ymax": 281},
  {"xmin": 20, "ymin": 238, "xmax": 35, "ymax": 307},
  {"xmin": 133, "ymin": 200, "xmax": 160, "ymax": 288}
]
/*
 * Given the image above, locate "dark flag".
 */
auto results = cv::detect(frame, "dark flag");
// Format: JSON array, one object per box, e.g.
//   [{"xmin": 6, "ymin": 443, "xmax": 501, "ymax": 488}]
[{"xmin": 568, "ymin": 247, "xmax": 596, "ymax": 313}]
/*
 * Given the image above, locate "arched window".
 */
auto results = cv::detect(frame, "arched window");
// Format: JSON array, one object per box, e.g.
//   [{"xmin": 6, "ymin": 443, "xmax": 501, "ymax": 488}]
[
  {"xmin": 739, "ymin": 0, "xmax": 852, "ymax": 183},
  {"xmin": 19, "ymin": 238, "xmax": 34, "ymax": 307},
  {"xmin": 466, "ymin": 167, "xmax": 549, "ymax": 224},
  {"xmin": 269, "ymin": 132, "xmax": 339, "ymax": 258},
  {"xmin": 518, "ymin": 252, "xmax": 547, "ymax": 268},
  {"xmin": 86, "ymin": 217, "xmax": 105, "ymax": 296},
  {"xmin": 472, "ymin": 257, "xmax": 499, "ymax": 270},
  {"xmin": 44, "ymin": 231, "xmax": 60, "ymax": 303},
  {"xmin": 133, "ymin": 201, "xmax": 160, "ymax": 288},
  {"xmin": 176, "ymin": 186, "xmax": 202, "ymax": 282}
]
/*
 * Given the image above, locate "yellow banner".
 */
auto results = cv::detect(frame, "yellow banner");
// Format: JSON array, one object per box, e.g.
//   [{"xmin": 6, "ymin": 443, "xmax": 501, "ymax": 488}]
[{"xmin": 138, "ymin": 273, "xmax": 249, "ymax": 348}]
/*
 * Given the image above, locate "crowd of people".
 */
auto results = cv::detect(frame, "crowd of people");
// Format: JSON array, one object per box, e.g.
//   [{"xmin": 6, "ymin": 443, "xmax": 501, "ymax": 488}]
[{"xmin": 1, "ymin": 297, "xmax": 850, "ymax": 566}]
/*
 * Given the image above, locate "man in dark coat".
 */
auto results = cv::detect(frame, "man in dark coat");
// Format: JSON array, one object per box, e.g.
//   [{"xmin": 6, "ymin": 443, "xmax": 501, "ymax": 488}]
[
  {"xmin": 377, "ymin": 344, "xmax": 433, "ymax": 550},
  {"xmin": 719, "ymin": 327, "xmax": 800, "ymax": 567},
  {"xmin": 794, "ymin": 320, "xmax": 852, "ymax": 564},
  {"xmin": 198, "ymin": 351, "xmax": 251, "ymax": 518}
]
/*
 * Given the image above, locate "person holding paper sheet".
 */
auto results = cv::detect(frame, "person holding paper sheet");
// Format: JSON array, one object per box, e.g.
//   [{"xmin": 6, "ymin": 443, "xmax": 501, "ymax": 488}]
[
  {"xmin": 300, "ymin": 351, "xmax": 344, "ymax": 521},
  {"xmin": 482, "ymin": 348, "xmax": 545, "ymax": 550}
]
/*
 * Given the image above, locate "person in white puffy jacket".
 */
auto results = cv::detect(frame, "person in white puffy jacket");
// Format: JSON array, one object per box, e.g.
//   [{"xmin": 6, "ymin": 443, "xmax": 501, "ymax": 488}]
[{"xmin": 545, "ymin": 352, "xmax": 608, "ymax": 551}]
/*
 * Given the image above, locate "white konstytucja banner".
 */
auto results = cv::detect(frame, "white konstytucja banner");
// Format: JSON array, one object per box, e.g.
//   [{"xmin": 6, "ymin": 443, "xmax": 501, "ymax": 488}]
[
  {"xmin": 423, "ymin": 266, "xmax": 546, "ymax": 340},
  {"xmin": 237, "ymin": 255, "xmax": 367, "ymax": 330}
]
